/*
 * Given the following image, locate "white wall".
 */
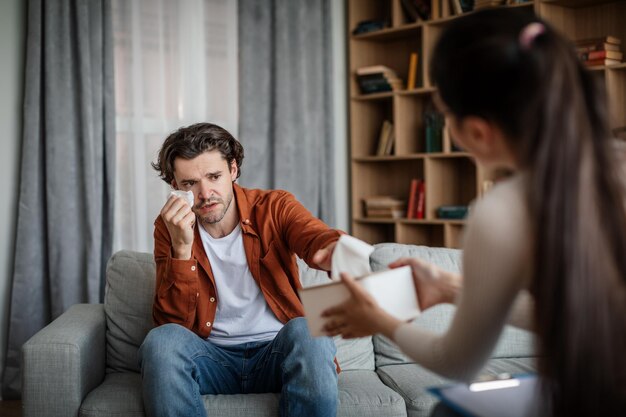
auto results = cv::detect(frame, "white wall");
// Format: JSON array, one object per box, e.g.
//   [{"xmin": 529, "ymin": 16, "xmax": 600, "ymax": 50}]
[
  {"xmin": 331, "ymin": 0, "xmax": 349, "ymax": 231},
  {"xmin": 0, "ymin": 0, "xmax": 25, "ymax": 399}
]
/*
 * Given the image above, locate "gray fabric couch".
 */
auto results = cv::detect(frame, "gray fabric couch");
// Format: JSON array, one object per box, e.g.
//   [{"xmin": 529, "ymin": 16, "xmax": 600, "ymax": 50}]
[{"xmin": 22, "ymin": 243, "xmax": 536, "ymax": 417}]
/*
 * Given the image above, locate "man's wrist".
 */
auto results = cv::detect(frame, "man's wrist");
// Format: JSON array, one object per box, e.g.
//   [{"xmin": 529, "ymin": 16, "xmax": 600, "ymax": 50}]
[{"xmin": 172, "ymin": 245, "xmax": 192, "ymax": 260}]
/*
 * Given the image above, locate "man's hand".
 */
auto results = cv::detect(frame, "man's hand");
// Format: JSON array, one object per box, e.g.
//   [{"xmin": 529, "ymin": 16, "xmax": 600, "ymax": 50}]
[
  {"xmin": 312, "ymin": 241, "xmax": 337, "ymax": 271},
  {"xmin": 161, "ymin": 194, "xmax": 196, "ymax": 259}
]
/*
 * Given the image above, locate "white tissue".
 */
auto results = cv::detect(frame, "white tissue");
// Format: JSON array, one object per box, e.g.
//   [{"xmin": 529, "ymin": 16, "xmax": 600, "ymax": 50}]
[
  {"xmin": 331, "ymin": 235, "xmax": 375, "ymax": 281},
  {"xmin": 170, "ymin": 190, "xmax": 194, "ymax": 208}
]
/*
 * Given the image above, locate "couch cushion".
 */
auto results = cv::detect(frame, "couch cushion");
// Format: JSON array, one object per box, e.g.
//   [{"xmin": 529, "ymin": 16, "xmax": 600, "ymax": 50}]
[
  {"xmin": 80, "ymin": 370, "xmax": 406, "ymax": 417},
  {"xmin": 376, "ymin": 358, "xmax": 536, "ymax": 417},
  {"xmin": 104, "ymin": 250, "xmax": 374, "ymax": 374},
  {"xmin": 370, "ymin": 244, "xmax": 536, "ymax": 364},
  {"xmin": 105, "ymin": 251, "xmax": 156, "ymax": 373}
]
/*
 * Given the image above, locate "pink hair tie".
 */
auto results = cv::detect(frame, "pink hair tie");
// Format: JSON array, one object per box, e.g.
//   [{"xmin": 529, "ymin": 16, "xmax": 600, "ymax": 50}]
[{"xmin": 519, "ymin": 22, "xmax": 545, "ymax": 50}]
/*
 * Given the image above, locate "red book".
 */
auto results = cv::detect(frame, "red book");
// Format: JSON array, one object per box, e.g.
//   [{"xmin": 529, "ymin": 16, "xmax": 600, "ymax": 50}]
[
  {"xmin": 580, "ymin": 50, "xmax": 623, "ymax": 60},
  {"xmin": 406, "ymin": 179, "xmax": 419, "ymax": 219},
  {"xmin": 584, "ymin": 58, "xmax": 621, "ymax": 67},
  {"xmin": 416, "ymin": 180, "xmax": 426, "ymax": 219}
]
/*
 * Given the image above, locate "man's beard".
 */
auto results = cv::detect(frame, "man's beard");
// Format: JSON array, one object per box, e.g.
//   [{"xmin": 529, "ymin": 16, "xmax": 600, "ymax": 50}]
[{"xmin": 195, "ymin": 192, "xmax": 233, "ymax": 225}]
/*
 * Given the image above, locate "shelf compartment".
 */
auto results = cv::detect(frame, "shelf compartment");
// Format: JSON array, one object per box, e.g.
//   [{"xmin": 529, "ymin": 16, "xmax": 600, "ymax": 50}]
[
  {"xmin": 350, "ymin": 98, "xmax": 394, "ymax": 158},
  {"xmin": 350, "ymin": 37, "xmax": 423, "ymax": 95},
  {"xmin": 352, "ymin": 222, "xmax": 396, "ymax": 245},
  {"xmin": 424, "ymin": 157, "xmax": 477, "ymax": 220},
  {"xmin": 394, "ymin": 93, "xmax": 431, "ymax": 154},
  {"xmin": 396, "ymin": 223, "xmax": 445, "ymax": 247},
  {"xmin": 607, "ymin": 66, "xmax": 626, "ymax": 129},
  {"xmin": 444, "ymin": 223, "xmax": 466, "ymax": 249},
  {"xmin": 351, "ymin": 160, "xmax": 424, "ymax": 219}
]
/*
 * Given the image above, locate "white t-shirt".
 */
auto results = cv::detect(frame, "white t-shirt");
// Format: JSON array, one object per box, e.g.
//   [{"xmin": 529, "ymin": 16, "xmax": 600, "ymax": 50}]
[{"xmin": 199, "ymin": 224, "xmax": 284, "ymax": 346}]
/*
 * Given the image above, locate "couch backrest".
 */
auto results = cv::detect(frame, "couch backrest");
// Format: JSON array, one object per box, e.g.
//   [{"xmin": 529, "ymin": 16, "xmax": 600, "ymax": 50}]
[
  {"xmin": 370, "ymin": 243, "xmax": 536, "ymax": 367},
  {"xmin": 104, "ymin": 250, "xmax": 374, "ymax": 373}
]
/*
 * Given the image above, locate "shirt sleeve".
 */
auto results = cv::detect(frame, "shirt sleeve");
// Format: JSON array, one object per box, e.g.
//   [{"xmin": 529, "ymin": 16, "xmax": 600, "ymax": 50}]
[
  {"xmin": 152, "ymin": 216, "xmax": 199, "ymax": 328},
  {"xmin": 274, "ymin": 191, "xmax": 343, "ymax": 269},
  {"xmin": 393, "ymin": 178, "xmax": 532, "ymax": 382}
]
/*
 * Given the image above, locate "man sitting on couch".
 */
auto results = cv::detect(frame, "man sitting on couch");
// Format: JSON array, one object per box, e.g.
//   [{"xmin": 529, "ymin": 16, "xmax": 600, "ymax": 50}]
[{"xmin": 140, "ymin": 122, "xmax": 342, "ymax": 417}]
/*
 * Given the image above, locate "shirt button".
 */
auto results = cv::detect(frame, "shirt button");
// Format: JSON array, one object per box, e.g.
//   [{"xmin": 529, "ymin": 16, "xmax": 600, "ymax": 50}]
[
  {"xmin": 210, "ymin": 297, "xmax": 215, "ymax": 302},
  {"xmin": 206, "ymin": 321, "xmax": 212, "ymax": 327},
  {"xmin": 191, "ymin": 265, "xmax": 196, "ymax": 271}
]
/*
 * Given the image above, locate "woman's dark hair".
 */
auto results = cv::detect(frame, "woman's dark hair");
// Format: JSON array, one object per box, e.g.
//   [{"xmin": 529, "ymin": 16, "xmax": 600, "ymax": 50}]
[
  {"xmin": 152, "ymin": 123, "xmax": 244, "ymax": 184},
  {"xmin": 431, "ymin": 8, "xmax": 626, "ymax": 416}
]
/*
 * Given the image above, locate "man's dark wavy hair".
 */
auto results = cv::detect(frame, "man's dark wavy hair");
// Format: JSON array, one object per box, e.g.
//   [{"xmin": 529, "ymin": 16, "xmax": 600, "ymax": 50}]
[{"xmin": 152, "ymin": 123, "xmax": 244, "ymax": 184}]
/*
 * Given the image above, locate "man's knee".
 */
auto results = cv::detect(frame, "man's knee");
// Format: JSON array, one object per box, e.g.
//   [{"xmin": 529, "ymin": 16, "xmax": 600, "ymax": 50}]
[
  {"xmin": 280, "ymin": 317, "xmax": 336, "ymax": 360},
  {"xmin": 140, "ymin": 323, "xmax": 195, "ymax": 365}
]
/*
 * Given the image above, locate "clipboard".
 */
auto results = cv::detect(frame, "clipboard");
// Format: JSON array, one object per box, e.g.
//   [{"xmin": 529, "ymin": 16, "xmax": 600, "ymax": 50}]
[
  {"xmin": 298, "ymin": 266, "xmax": 420, "ymax": 337},
  {"xmin": 427, "ymin": 374, "xmax": 546, "ymax": 417}
]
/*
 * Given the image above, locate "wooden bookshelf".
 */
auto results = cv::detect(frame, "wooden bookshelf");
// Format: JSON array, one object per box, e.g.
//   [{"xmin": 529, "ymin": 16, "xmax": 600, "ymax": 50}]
[{"xmin": 347, "ymin": 0, "xmax": 626, "ymax": 248}]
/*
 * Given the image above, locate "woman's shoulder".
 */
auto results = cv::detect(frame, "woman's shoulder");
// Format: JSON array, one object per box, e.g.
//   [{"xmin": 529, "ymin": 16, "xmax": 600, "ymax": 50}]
[
  {"xmin": 470, "ymin": 173, "xmax": 528, "ymax": 226},
  {"xmin": 465, "ymin": 172, "xmax": 531, "ymax": 255}
]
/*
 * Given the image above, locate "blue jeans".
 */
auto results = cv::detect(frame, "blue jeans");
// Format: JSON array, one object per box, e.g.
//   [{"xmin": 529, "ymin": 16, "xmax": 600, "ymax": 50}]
[{"xmin": 138, "ymin": 317, "xmax": 338, "ymax": 417}]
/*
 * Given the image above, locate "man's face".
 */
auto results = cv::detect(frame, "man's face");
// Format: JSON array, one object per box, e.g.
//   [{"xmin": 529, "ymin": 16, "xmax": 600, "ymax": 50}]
[{"xmin": 172, "ymin": 150, "xmax": 238, "ymax": 226}]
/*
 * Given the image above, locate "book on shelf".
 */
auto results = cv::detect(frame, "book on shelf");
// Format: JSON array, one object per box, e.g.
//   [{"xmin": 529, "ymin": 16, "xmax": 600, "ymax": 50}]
[
  {"xmin": 406, "ymin": 179, "xmax": 426, "ymax": 219},
  {"xmin": 424, "ymin": 111, "xmax": 445, "ymax": 153},
  {"xmin": 576, "ymin": 42, "xmax": 621, "ymax": 53},
  {"xmin": 584, "ymin": 58, "xmax": 622, "ymax": 67},
  {"xmin": 376, "ymin": 120, "xmax": 395, "ymax": 156},
  {"xmin": 575, "ymin": 36, "xmax": 621, "ymax": 47},
  {"xmin": 407, "ymin": 52, "xmax": 419, "ymax": 90},
  {"xmin": 352, "ymin": 19, "xmax": 387, "ymax": 36},
  {"xmin": 401, "ymin": 0, "xmax": 431, "ymax": 22},
  {"xmin": 451, "ymin": 0, "xmax": 463, "ymax": 15},
  {"xmin": 416, "ymin": 180, "xmax": 426, "ymax": 219},
  {"xmin": 356, "ymin": 65, "xmax": 403, "ymax": 95},
  {"xmin": 579, "ymin": 50, "xmax": 623, "ymax": 61},
  {"xmin": 363, "ymin": 196, "xmax": 406, "ymax": 219},
  {"xmin": 406, "ymin": 179, "xmax": 419, "ymax": 219},
  {"xmin": 437, "ymin": 205, "xmax": 469, "ymax": 220},
  {"xmin": 474, "ymin": 0, "xmax": 505, "ymax": 9}
]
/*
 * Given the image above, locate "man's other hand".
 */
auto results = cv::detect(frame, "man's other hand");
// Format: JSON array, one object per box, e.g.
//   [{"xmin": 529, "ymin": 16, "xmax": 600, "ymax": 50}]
[
  {"xmin": 161, "ymin": 194, "xmax": 196, "ymax": 259},
  {"xmin": 312, "ymin": 241, "xmax": 337, "ymax": 271}
]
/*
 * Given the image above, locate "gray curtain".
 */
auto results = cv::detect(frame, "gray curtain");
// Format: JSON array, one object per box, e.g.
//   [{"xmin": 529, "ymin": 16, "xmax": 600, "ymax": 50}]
[
  {"xmin": 1, "ymin": 0, "xmax": 115, "ymax": 399},
  {"xmin": 238, "ymin": 0, "xmax": 336, "ymax": 226}
]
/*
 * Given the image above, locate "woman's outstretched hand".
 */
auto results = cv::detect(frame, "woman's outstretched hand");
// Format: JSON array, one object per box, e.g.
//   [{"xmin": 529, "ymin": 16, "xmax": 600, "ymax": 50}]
[
  {"xmin": 321, "ymin": 273, "xmax": 402, "ymax": 339},
  {"xmin": 388, "ymin": 257, "xmax": 461, "ymax": 310}
]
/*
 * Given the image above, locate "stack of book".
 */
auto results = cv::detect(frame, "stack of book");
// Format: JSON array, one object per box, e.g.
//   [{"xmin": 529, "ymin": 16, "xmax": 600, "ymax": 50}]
[
  {"xmin": 363, "ymin": 196, "xmax": 406, "ymax": 219},
  {"xmin": 356, "ymin": 65, "xmax": 404, "ymax": 95},
  {"xmin": 576, "ymin": 36, "xmax": 623, "ymax": 67}
]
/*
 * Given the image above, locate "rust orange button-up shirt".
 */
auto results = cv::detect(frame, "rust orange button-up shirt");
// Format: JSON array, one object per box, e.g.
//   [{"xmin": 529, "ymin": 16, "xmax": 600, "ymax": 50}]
[{"xmin": 152, "ymin": 183, "xmax": 342, "ymax": 339}]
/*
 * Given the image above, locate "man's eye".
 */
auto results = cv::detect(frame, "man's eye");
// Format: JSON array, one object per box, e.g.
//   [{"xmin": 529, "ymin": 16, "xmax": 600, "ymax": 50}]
[{"xmin": 210, "ymin": 175, "xmax": 220, "ymax": 181}]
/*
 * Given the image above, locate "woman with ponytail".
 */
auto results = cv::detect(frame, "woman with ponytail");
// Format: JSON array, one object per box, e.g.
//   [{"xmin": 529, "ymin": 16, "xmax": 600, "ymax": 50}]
[{"xmin": 322, "ymin": 8, "xmax": 626, "ymax": 416}]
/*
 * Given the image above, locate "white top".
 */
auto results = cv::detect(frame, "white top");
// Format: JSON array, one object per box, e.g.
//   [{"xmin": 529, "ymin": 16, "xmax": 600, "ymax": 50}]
[
  {"xmin": 199, "ymin": 224, "xmax": 284, "ymax": 346},
  {"xmin": 393, "ymin": 173, "xmax": 534, "ymax": 382}
]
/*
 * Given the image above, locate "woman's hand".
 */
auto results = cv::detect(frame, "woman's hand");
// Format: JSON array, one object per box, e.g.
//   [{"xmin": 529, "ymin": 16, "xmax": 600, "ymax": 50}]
[
  {"xmin": 321, "ymin": 273, "xmax": 402, "ymax": 339},
  {"xmin": 388, "ymin": 257, "xmax": 461, "ymax": 310}
]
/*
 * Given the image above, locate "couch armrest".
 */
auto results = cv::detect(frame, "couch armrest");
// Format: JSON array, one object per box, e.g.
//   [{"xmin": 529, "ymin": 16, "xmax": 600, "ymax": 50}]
[{"xmin": 22, "ymin": 303, "xmax": 106, "ymax": 417}]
